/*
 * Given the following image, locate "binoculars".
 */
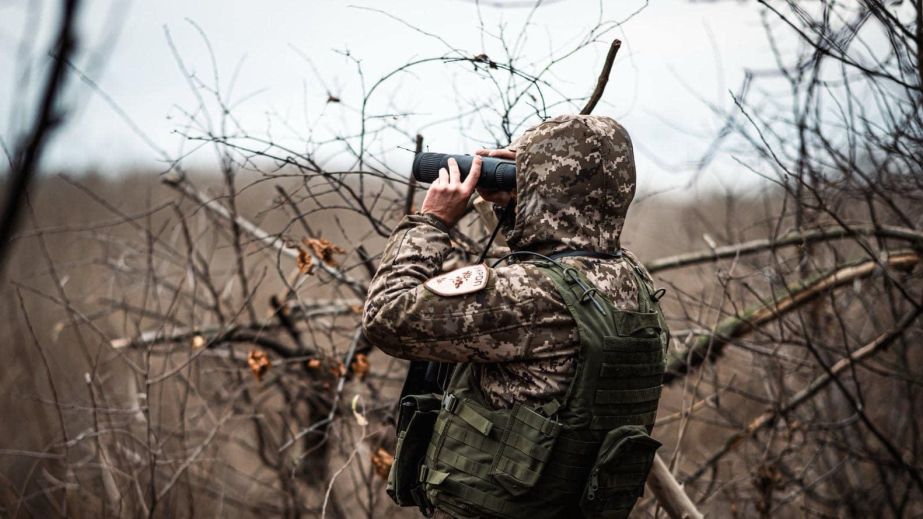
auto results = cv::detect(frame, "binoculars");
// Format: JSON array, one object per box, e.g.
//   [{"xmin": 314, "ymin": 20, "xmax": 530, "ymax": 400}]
[{"xmin": 412, "ymin": 152, "xmax": 516, "ymax": 191}]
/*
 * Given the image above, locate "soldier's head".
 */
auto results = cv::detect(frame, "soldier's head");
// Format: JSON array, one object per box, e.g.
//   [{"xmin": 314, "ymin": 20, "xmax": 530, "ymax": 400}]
[{"xmin": 504, "ymin": 114, "xmax": 636, "ymax": 255}]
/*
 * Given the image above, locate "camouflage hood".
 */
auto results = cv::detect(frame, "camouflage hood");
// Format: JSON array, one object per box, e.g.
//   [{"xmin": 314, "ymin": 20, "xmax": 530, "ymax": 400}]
[{"xmin": 506, "ymin": 114, "xmax": 636, "ymax": 255}]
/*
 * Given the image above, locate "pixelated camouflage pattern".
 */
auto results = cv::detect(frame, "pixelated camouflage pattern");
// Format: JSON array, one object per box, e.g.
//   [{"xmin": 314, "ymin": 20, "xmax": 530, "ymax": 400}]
[
  {"xmin": 362, "ymin": 114, "xmax": 651, "ymax": 409},
  {"xmin": 506, "ymin": 114, "xmax": 636, "ymax": 254}
]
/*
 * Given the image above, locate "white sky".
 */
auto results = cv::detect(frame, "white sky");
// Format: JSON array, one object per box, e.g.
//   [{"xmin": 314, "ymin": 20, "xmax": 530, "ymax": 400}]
[{"xmin": 0, "ymin": 0, "xmax": 791, "ymax": 193}]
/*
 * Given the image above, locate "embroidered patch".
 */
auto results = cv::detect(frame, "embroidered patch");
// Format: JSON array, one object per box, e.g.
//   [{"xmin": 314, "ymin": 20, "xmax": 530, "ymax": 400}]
[{"xmin": 424, "ymin": 264, "xmax": 490, "ymax": 297}]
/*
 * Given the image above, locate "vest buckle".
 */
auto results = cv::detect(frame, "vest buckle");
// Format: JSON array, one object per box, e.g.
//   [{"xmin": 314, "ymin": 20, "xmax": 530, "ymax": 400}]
[
  {"xmin": 651, "ymin": 287, "xmax": 666, "ymax": 302},
  {"xmin": 418, "ymin": 464, "xmax": 429, "ymax": 482},
  {"xmin": 442, "ymin": 393, "xmax": 459, "ymax": 413}
]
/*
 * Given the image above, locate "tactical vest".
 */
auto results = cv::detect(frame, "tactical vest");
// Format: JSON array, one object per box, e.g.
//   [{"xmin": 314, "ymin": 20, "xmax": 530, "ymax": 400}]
[{"xmin": 388, "ymin": 256, "xmax": 668, "ymax": 518}]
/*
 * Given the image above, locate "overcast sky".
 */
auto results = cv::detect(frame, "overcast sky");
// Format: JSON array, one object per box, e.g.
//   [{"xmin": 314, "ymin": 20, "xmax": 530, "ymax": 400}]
[{"xmin": 0, "ymin": 0, "xmax": 792, "ymax": 193}]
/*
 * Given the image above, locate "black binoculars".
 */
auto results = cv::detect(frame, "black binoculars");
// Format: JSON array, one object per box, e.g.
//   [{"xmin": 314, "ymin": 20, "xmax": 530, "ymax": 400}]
[{"xmin": 412, "ymin": 152, "xmax": 516, "ymax": 191}]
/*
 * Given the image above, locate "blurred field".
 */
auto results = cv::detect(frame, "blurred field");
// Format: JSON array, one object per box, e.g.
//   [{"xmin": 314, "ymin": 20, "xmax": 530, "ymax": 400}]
[{"xmin": 1, "ymin": 171, "xmax": 919, "ymax": 517}]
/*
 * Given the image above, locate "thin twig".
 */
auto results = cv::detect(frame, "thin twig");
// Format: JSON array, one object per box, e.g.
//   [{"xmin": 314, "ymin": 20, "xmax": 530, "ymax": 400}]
[{"xmin": 579, "ymin": 39, "xmax": 621, "ymax": 115}]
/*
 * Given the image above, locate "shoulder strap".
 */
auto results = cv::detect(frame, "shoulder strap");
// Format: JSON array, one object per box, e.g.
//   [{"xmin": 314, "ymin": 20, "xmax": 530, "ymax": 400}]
[
  {"xmin": 619, "ymin": 254, "xmax": 656, "ymax": 313},
  {"xmin": 619, "ymin": 254, "xmax": 670, "ymax": 353},
  {"xmin": 544, "ymin": 251, "xmax": 659, "ymax": 314},
  {"xmin": 532, "ymin": 262, "xmax": 617, "ymax": 410}
]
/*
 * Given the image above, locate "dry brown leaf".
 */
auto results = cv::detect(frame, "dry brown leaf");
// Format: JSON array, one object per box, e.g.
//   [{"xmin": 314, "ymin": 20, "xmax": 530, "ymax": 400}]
[
  {"xmin": 307, "ymin": 358, "xmax": 322, "ymax": 369},
  {"xmin": 303, "ymin": 238, "xmax": 346, "ymax": 267},
  {"xmin": 371, "ymin": 447, "xmax": 394, "ymax": 479},
  {"xmin": 296, "ymin": 248, "xmax": 315, "ymax": 275},
  {"xmin": 351, "ymin": 353, "xmax": 370, "ymax": 380},
  {"xmin": 247, "ymin": 349, "xmax": 271, "ymax": 382}
]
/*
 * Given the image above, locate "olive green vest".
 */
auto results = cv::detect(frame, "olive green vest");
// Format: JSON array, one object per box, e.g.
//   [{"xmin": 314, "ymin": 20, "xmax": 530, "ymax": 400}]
[{"xmin": 388, "ymin": 257, "xmax": 668, "ymax": 518}]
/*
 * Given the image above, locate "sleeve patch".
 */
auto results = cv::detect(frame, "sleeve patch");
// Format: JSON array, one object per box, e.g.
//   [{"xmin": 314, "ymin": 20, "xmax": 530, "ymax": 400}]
[{"xmin": 424, "ymin": 264, "xmax": 490, "ymax": 297}]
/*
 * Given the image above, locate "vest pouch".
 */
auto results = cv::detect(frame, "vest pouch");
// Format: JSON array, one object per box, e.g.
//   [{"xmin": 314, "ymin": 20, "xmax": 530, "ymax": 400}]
[
  {"xmin": 580, "ymin": 425, "xmax": 661, "ymax": 518},
  {"xmin": 387, "ymin": 393, "xmax": 441, "ymax": 508},
  {"xmin": 489, "ymin": 404, "xmax": 562, "ymax": 497}
]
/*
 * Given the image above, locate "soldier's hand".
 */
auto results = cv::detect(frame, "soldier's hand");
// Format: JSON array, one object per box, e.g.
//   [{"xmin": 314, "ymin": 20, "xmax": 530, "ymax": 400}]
[
  {"xmin": 475, "ymin": 148, "xmax": 517, "ymax": 207},
  {"xmin": 420, "ymin": 156, "xmax": 482, "ymax": 228},
  {"xmin": 475, "ymin": 148, "xmax": 516, "ymax": 161}
]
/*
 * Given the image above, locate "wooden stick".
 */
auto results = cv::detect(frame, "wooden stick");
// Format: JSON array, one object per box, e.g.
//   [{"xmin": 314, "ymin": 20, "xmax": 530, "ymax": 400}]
[
  {"xmin": 646, "ymin": 224, "xmax": 923, "ymax": 274},
  {"xmin": 664, "ymin": 251, "xmax": 920, "ymax": 385},
  {"xmin": 580, "ymin": 39, "xmax": 621, "ymax": 115},
  {"xmin": 109, "ymin": 300, "xmax": 358, "ymax": 350},
  {"xmin": 647, "ymin": 454, "xmax": 704, "ymax": 519},
  {"xmin": 684, "ymin": 305, "xmax": 923, "ymax": 483}
]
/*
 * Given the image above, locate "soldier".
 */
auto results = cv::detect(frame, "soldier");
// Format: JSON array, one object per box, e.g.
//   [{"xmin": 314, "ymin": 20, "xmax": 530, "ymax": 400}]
[{"xmin": 363, "ymin": 114, "xmax": 668, "ymax": 518}]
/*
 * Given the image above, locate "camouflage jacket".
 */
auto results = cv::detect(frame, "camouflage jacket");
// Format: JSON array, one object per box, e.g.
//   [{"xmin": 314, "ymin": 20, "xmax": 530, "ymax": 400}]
[{"xmin": 362, "ymin": 114, "xmax": 656, "ymax": 409}]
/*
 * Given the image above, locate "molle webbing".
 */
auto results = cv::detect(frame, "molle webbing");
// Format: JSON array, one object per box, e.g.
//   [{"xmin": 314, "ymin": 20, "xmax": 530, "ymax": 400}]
[
  {"xmin": 539, "ymin": 261, "xmax": 663, "ymax": 431},
  {"xmin": 418, "ymin": 259, "xmax": 666, "ymax": 518}
]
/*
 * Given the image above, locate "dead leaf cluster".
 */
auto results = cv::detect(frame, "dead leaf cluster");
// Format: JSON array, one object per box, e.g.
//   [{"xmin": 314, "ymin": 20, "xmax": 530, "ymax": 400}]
[
  {"xmin": 247, "ymin": 349, "xmax": 271, "ymax": 382},
  {"xmin": 371, "ymin": 447, "xmax": 394, "ymax": 479}
]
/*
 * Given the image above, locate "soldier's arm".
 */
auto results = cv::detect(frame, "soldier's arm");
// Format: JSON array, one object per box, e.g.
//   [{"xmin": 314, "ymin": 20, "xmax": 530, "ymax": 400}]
[{"xmin": 362, "ymin": 214, "xmax": 565, "ymax": 363}]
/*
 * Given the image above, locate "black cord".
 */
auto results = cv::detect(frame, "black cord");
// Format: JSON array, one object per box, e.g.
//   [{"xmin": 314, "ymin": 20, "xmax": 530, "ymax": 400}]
[
  {"xmin": 489, "ymin": 250, "xmax": 559, "ymax": 268},
  {"xmin": 490, "ymin": 251, "xmax": 608, "ymax": 315},
  {"xmin": 476, "ymin": 199, "xmax": 515, "ymax": 265}
]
